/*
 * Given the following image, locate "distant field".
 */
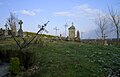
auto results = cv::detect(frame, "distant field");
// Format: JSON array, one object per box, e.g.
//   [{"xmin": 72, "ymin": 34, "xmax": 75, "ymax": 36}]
[{"xmin": 0, "ymin": 38, "xmax": 120, "ymax": 77}]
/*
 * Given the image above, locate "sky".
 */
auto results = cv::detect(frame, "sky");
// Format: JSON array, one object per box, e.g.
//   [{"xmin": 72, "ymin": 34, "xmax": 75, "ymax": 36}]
[{"xmin": 0, "ymin": 0, "xmax": 120, "ymax": 39}]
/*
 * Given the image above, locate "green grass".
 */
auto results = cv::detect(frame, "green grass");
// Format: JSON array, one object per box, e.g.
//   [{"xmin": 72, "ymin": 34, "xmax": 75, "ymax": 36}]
[
  {"xmin": 32, "ymin": 41, "xmax": 120, "ymax": 77},
  {"xmin": 0, "ymin": 39, "xmax": 120, "ymax": 77}
]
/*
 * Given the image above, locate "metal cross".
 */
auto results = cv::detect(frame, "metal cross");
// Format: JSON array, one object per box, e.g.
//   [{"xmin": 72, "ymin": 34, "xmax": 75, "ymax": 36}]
[
  {"xmin": 64, "ymin": 23, "xmax": 68, "ymax": 37},
  {"xmin": 53, "ymin": 26, "xmax": 59, "ymax": 36}
]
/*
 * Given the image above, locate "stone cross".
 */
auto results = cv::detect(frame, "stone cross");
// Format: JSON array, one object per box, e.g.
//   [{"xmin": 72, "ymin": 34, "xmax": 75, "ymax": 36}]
[
  {"xmin": 18, "ymin": 20, "xmax": 23, "ymax": 37},
  {"xmin": 19, "ymin": 20, "xmax": 23, "ymax": 29},
  {"xmin": 103, "ymin": 34, "xmax": 108, "ymax": 45}
]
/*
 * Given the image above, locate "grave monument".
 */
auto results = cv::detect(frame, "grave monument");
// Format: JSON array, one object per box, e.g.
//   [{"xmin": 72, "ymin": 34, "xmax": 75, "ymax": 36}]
[
  {"xmin": 18, "ymin": 20, "xmax": 23, "ymax": 37},
  {"xmin": 68, "ymin": 22, "xmax": 75, "ymax": 41}
]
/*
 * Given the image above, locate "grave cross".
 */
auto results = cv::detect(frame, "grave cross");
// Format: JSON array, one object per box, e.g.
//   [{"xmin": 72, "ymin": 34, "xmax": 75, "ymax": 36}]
[
  {"xmin": 81, "ymin": 32, "xmax": 83, "ymax": 39},
  {"xmin": 19, "ymin": 20, "xmax": 23, "ymax": 29},
  {"xmin": 18, "ymin": 20, "xmax": 23, "ymax": 37},
  {"xmin": 102, "ymin": 34, "xmax": 108, "ymax": 45},
  {"xmin": 102, "ymin": 34, "xmax": 107, "ymax": 40},
  {"xmin": 53, "ymin": 26, "xmax": 59, "ymax": 36},
  {"xmin": 8, "ymin": 21, "xmax": 49, "ymax": 50},
  {"xmin": 4, "ymin": 24, "xmax": 8, "ymax": 36},
  {"xmin": 64, "ymin": 23, "xmax": 68, "ymax": 37}
]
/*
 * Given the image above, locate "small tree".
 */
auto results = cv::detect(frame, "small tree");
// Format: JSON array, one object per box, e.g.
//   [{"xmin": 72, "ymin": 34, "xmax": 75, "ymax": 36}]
[
  {"xmin": 7, "ymin": 12, "xmax": 18, "ymax": 36},
  {"xmin": 108, "ymin": 7, "xmax": 120, "ymax": 45},
  {"xmin": 95, "ymin": 14, "xmax": 108, "ymax": 45}
]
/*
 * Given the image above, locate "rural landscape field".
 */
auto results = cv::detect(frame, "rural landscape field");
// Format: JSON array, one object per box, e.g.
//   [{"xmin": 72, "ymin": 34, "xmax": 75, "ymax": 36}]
[
  {"xmin": 0, "ymin": 0, "xmax": 120, "ymax": 77},
  {"xmin": 0, "ymin": 35, "xmax": 120, "ymax": 77}
]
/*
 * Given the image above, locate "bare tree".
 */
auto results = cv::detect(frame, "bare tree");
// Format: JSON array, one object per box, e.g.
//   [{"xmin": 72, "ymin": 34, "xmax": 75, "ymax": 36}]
[
  {"xmin": 95, "ymin": 14, "xmax": 108, "ymax": 45},
  {"xmin": 7, "ymin": 12, "xmax": 18, "ymax": 28},
  {"xmin": 7, "ymin": 12, "xmax": 18, "ymax": 36},
  {"xmin": 108, "ymin": 7, "xmax": 120, "ymax": 45}
]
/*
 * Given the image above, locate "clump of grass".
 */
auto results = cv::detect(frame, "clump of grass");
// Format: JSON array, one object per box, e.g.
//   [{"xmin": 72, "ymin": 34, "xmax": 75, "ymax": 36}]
[{"xmin": 9, "ymin": 57, "xmax": 20, "ymax": 75}]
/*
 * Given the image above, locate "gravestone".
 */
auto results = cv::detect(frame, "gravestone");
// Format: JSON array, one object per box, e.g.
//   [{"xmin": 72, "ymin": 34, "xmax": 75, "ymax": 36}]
[
  {"xmin": 76, "ymin": 30, "xmax": 80, "ymax": 42},
  {"xmin": 59, "ymin": 34, "xmax": 62, "ymax": 40},
  {"xmin": 104, "ymin": 40, "xmax": 108, "ymax": 46},
  {"xmin": 0, "ymin": 28, "xmax": 4, "ymax": 36},
  {"xmin": 4, "ymin": 24, "xmax": 8, "ymax": 36},
  {"xmin": 18, "ymin": 20, "xmax": 23, "ymax": 37}
]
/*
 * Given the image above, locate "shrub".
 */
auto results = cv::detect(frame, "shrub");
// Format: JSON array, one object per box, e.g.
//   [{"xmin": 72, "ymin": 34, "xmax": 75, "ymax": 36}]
[
  {"xmin": 19, "ymin": 50, "xmax": 37, "ymax": 69},
  {"xmin": 9, "ymin": 57, "xmax": 20, "ymax": 75}
]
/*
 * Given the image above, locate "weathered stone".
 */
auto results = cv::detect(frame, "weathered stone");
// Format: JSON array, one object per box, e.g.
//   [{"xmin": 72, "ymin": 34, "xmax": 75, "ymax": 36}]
[
  {"xmin": 4, "ymin": 24, "xmax": 8, "ymax": 36},
  {"xmin": 18, "ymin": 20, "xmax": 23, "ymax": 37},
  {"xmin": 75, "ymin": 30, "xmax": 80, "ymax": 42},
  {"xmin": 68, "ymin": 22, "xmax": 75, "ymax": 41},
  {"xmin": 0, "ymin": 28, "xmax": 4, "ymax": 36}
]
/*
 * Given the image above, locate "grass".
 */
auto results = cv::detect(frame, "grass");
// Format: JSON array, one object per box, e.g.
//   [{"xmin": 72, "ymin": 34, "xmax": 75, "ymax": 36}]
[
  {"xmin": 32, "ymin": 41, "xmax": 120, "ymax": 77},
  {"xmin": 0, "ymin": 38, "xmax": 120, "ymax": 77}
]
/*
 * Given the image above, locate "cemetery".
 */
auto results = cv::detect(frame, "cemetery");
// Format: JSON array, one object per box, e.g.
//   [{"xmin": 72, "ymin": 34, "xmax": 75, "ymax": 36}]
[
  {"xmin": 0, "ymin": 1, "xmax": 120, "ymax": 76},
  {"xmin": 0, "ymin": 14, "xmax": 120, "ymax": 77},
  {"xmin": 0, "ymin": 37, "xmax": 120, "ymax": 77}
]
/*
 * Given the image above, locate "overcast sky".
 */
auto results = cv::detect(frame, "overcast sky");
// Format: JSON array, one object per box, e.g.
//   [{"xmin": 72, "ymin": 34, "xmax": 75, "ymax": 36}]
[{"xmin": 0, "ymin": 0, "xmax": 119, "ymax": 38}]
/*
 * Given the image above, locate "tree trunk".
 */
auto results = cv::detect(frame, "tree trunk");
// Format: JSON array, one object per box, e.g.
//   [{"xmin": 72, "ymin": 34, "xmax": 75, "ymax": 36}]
[{"xmin": 116, "ymin": 28, "xmax": 119, "ymax": 45}]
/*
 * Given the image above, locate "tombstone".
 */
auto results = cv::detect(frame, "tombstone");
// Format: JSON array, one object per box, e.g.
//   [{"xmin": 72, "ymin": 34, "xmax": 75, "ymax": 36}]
[
  {"xmin": 18, "ymin": 20, "xmax": 23, "ymax": 37},
  {"xmin": 0, "ymin": 28, "xmax": 6, "ymax": 37},
  {"xmin": 59, "ymin": 34, "xmax": 62, "ymax": 40},
  {"xmin": 104, "ymin": 40, "xmax": 108, "ymax": 46},
  {"xmin": 76, "ymin": 30, "xmax": 80, "ymax": 42},
  {"xmin": 68, "ymin": 22, "xmax": 75, "ymax": 41},
  {"xmin": 4, "ymin": 24, "xmax": 8, "ymax": 36},
  {"xmin": 0, "ymin": 28, "xmax": 4, "ymax": 36},
  {"xmin": 65, "ymin": 36, "xmax": 69, "ymax": 41}
]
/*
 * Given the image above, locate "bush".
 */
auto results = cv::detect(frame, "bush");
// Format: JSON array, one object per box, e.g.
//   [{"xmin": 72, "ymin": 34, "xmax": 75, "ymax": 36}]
[
  {"xmin": 19, "ymin": 50, "xmax": 37, "ymax": 69},
  {"xmin": 0, "ymin": 47, "xmax": 37, "ymax": 69},
  {"xmin": 0, "ymin": 49, "xmax": 19, "ymax": 62},
  {"xmin": 9, "ymin": 57, "xmax": 20, "ymax": 75}
]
